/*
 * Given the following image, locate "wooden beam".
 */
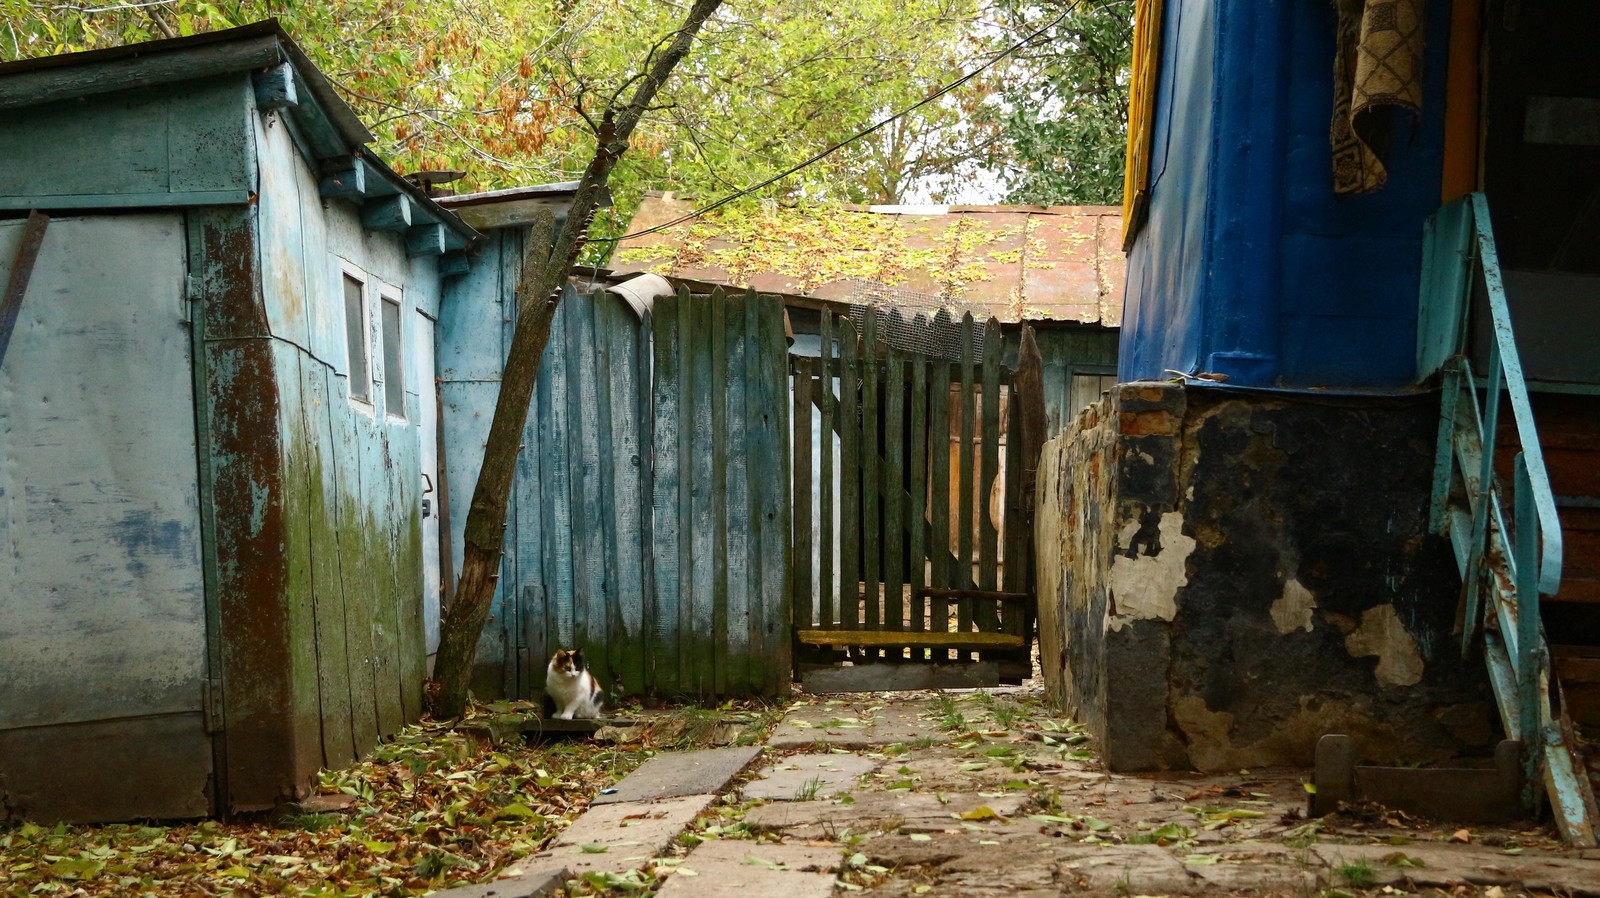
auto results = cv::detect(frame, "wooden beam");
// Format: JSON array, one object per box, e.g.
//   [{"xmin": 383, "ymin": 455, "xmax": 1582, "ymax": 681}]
[
  {"xmin": 795, "ymin": 629, "xmax": 1025, "ymax": 651},
  {"xmin": 318, "ymin": 161, "xmax": 368, "ymax": 199},
  {"xmin": 0, "ymin": 35, "xmax": 282, "ymax": 111},
  {"xmin": 362, "ymin": 195, "xmax": 411, "ymax": 232},
  {"xmin": 0, "ymin": 210, "xmax": 49, "ymax": 369},
  {"xmin": 252, "ymin": 61, "xmax": 297, "ymax": 110},
  {"xmin": 437, "ymin": 252, "xmax": 471, "ymax": 278},
  {"xmin": 918, "ymin": 587, "xmax": 1033, "ymax": 605},
  {"xmin": 405, "ymin": 222, "xmax": 447, "ymax": 257}
]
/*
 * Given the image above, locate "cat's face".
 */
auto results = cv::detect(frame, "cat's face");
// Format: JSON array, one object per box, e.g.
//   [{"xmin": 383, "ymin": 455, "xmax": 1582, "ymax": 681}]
[{"xmin": 549, "ymin": 648, "xmax": 585, "ymax": 675}]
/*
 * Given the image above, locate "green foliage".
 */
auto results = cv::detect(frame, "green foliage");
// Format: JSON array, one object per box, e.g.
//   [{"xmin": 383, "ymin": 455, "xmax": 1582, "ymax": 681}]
[{"xmin": 984, "ymin": 0, "xmax": 1135, "ymax": 205}]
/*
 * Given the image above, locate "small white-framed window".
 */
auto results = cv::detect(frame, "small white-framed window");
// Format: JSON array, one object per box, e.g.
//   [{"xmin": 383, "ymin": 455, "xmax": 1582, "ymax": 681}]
[
  {"xmin": 380, "ymin": 291, "xmax": 406, "ymax": 420},
  {"xmin": 341, "ymin": 268, "xmax": 373, "ymax": 405}
]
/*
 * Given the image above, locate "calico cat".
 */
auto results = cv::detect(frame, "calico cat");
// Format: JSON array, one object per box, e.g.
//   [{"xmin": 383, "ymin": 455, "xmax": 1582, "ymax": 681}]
[{"xmin": 546, "ymin": 648, "xmax": 606, "ymax": 720}]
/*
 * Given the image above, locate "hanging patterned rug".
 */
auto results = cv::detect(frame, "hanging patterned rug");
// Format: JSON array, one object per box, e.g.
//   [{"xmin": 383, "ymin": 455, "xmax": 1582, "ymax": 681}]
[{"xmin": 1331, "ymin": 0, "xmax": 1426, "ymax": 195}]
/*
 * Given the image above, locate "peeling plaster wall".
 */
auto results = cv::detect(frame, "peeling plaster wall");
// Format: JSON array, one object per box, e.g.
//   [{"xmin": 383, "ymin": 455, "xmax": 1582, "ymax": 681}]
[{"xmin": 1036, "ymin": 382, "xmax": 1494, "ymax": 772}]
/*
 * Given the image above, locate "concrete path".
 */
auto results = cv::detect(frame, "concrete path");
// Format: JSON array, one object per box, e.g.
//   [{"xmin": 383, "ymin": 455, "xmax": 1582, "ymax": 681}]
[{"xmin": 437, "ymin": 688, "xmax": 1600, "ymax": 897}]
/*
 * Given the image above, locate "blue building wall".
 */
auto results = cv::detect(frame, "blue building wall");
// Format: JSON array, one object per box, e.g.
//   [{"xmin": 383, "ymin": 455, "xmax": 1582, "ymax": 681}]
[{"xmin": 1120, "ymin": 2, "xmax": 1453, "ymax": 389}]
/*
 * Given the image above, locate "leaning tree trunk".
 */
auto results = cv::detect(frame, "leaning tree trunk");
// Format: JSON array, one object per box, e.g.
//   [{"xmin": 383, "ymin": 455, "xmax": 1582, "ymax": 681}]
[{"xmin": 428, "ymin": 0, "xmax": 727, "ymax": 718}]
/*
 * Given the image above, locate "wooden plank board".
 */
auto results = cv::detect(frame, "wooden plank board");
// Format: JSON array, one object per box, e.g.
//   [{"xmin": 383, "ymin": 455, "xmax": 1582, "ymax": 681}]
[
  {"xmin": 838, "ymin": 318, "xmax": 860, "ymax": 631},
  {"xmin": 818, "ymin": 313, "xmax": 836, "ymax": 630},
  {"xmin": 795, "ymin": 629, "xmax": 1026, "ymax": 650},
  {"xmin": 884, "ymin": 343, "xmax": 905, "ymax": 637},
  {"xmin": 710, "ymin": 289, "xmax": 731, "ymax": 694},
  {"xmin": 928, "ymin": 354, "xmax": 952, "ymax": 640},
  {"xmin": 861, "ymin": 311, "xmax": 881, "ymax": 636},
  {"xmin": 633, "ymin": 307, "xmax": 656, "ymax": 697},
  {"xmin": 688, "ymin": 291, "xmax": 717, "ymax": 694},
  {"xmin": 957, "ymin": 314, "xmax": 977, "ymax": 642},
  {"xmin": 566, "ymin": 290, "xmax": 603, "ymax": 663},
  {"xmin": 650, "ymin": 289, "xmax": 684, "ymax": 695},
  {"xmin": 909, "ymin": 350, "xmax": 928, "ymax": 636},
  {"xmin": 758, "ymin": 291, "xmax": 792, "ymax": 692},
  {"xmin": 793, "ymin": 358, "xmax": 815, "ymax": 629},
  {"xmin": 1002, "ymin": 392, "xmax": 1026, "ymax": 632},
  {"xmin": 545, "ymin": 292, "xmax": 576, "ymax": 654},
  {"xmin": 978, "ymin": 317, "xmax": 1002, "ymax": 631},
  {"xmin": 306, "ymin": 365, "xmax": 356, "ymax": 769},
  {"xmin": 592, "ymin": 294, "xmax": 625, "ymax": 689}
]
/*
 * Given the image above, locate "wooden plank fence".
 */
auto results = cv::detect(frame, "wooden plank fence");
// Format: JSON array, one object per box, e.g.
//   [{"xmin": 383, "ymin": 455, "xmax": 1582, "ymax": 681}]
[
  {"xmin": 492, "ymin": 285, "xmax": 789, "ymax": 699},
  {"xmin": 790, "ymin": 309, "xmax": 1046, "ymax": 680}
]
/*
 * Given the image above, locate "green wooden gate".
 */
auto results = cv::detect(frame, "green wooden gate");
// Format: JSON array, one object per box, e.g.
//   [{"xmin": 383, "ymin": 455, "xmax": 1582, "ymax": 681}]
[{"xmin": 789, "ymin": 308, "xmax": 1045, "ymax": 687}]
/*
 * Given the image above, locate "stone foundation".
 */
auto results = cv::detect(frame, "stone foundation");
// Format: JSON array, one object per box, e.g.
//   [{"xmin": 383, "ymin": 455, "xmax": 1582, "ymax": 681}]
[{"xmin": 1035, "ymin": 382, "xmax": 1495, "ymax": 771}]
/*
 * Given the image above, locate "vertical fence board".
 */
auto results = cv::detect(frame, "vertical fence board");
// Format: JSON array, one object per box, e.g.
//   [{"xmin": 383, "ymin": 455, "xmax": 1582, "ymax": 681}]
[
  {"xmin": 591, "ymin": 295, "xmax": 624, "ymax": 687},
  {"xmin": 818, "ymin": 312, "xmax": 835, "ymax": 629},
  {"xmin": 909, "ymin": 353, "xmax": 928, "ymax": 636},
  {"xmin": 634, "ymin": 308, "xmax": 656, "ymax": 695},
  {"xmin": 957, "ymin": 314, "xmax": 977, "ymax": 642},
  {"xmin": 838, "ymin": 319, "xmax": 860, "ymax": 631},
  {"xmin": 710, "ymin": 291, "xmax": 732, "ymax": 694},
  {"xmin": 862, "ymin": 311, "xmax": 881, "ymax": 636},
  {"xmin": 544, "ymin": 296, "xmax": 576, "ymax": 650},
  {"xmin": 688, "ymin": 292, "xmax": 717, "ymax": 694},
  {"xmin": 928, "ymin": 355, "xmax": 952, "ymax": 637},
  {"xmin": 884, "ymin": 343, "xmax": 905, "ymax": 642},
  {"xmin": 759, "ymin": 291, "xmax": 791, "ymax": 691},
  {"xmin": 566, "ymin": 292, "xmax": 602, "ymax": 658},
  {"xmin": 793, "ymin": 358, "xmax": 814, "ymax": 630},
  {"xmin": 1002, "ymin": 392, "xmax": 1025, "ymax": 634},
  {"xmin": 650, "ymin": 289, "xmax": 684, "ymax": 694},
  {"xmin": 978, "ymin": 317, "xmax": 1002, "ymax": 631}
]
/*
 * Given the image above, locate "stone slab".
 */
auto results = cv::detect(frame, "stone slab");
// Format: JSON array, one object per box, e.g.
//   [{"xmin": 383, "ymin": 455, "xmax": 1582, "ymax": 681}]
[
  {"xmin": 657, "ymin": 839, "xmax": 839, "ymax": 898},
  {"xmin": 769, "ymin": 701, "xmax": 947, "ymax": 749},
  {"xmin": 518, "ymin": 794, "xmax": 716, "ymax": 876},
  {"xmin": 423, "ymin": 865, "xmax": 569, "ymax": 898},
  {"xmin": 1054, "ymin": 844, "xmax": 1196, "ymax": 894},
  {"xmin": 1312, "ymin": 842, "xmax": 1600, "ymax": 895},
  {"xmin": 593, "ymin": 745, "xmax": 763, "ymax": 805},
  {"xmin": 802, "ymin": 662, "xmax": 1000, "ymax": 693},
  {"xmin": 744, "ymin": 790, "xmax": 1032, "ymax": 839},
  {"xmin": 741, "ymin": 753, "xmax": 879, "ymax": 801}
]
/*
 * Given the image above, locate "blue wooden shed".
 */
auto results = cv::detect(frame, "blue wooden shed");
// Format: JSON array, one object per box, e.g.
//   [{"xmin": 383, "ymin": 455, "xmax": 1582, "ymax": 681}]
[{"xmin": 0, "ymin": 23, "xmax": 476, "ymax": 822}]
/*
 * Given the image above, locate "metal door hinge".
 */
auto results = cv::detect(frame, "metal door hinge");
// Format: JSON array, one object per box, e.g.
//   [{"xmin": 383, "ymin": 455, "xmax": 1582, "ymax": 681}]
[{"xmin": 201, "ymin": 678, "xmax": 224, "ymax": 733}]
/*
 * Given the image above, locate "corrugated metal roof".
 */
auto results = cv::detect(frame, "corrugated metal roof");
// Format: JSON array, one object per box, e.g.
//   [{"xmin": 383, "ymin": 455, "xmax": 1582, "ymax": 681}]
[{"xmin": 608, "ymin": 193, "xmax": 1124, "ymax": 327}]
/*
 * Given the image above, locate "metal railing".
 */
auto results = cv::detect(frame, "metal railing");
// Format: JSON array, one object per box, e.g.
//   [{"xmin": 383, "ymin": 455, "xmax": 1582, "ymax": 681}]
[{"xmin": 1423, "ymin": 192, "xmax": 1595, "ymax": 844}]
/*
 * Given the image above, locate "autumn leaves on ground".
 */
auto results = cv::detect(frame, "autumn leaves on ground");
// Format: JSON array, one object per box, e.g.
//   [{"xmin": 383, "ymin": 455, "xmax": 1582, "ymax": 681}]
[{"xmin": 0, "ymin": 701, "xmax": 775, "ymax": 897}]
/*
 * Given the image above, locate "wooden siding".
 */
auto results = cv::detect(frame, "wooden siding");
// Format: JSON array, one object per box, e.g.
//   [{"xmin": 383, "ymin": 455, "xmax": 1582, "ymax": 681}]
[
  {"xmin": 0, "ymin": 79, "xmax": 253, "ymax": 210},
  {"xmin": 0, "ymin": 214, "xmax": 212, "ymax": 821}
]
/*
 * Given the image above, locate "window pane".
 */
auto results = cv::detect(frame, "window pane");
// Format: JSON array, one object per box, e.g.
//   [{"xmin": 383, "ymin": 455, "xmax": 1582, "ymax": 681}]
[
  {"xmin": 381, "ymin": 296, "xmax": 405, "ymax": 418},
  {"xmin": 344, "ymin": 274, "xmax": 371, "ymax": 402}
]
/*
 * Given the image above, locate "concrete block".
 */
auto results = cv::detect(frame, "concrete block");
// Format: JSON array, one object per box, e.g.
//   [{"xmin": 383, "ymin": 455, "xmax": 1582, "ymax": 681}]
[
  {"xmin": 593, "ymin": 746, "xmax": 763, "ymax": 805},
  {"xmin": 657, "ymin": 839, "xmax": 838, "ymax": 898},
  {"xmin": 741, "ymin": 753, "xmax": 878, "ymax": 801}
]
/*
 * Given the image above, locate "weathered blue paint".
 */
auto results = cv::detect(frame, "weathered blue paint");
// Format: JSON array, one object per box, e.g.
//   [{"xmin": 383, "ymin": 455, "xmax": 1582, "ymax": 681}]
[
  {"xmin": 0, "ymin": 24, "xmax": 473, "ymax": 822},
  {"xmin": 0, "ymin": 214, "xmax": 212, "ymax": 821},
  {"xmin": 1120, "ymin": 1, "xmax": 1453, "ymax": 389},
  {"xmin": 1424, "ymin": 195, "xmax": 1594, "ymax": 844}
]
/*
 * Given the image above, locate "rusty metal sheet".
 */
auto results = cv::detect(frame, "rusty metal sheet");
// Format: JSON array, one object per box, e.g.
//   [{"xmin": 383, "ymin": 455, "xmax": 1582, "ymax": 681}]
[{"xmin": 607, "ymin": 196, "xmax": 1125, "ymax": 324}]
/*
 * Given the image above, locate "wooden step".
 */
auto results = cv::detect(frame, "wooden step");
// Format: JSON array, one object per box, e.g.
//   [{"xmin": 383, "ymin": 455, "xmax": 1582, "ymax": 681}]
[
  {"xmin": 795, "ymin": 629, "xmax": 1026, "ymax": 651},
  {"xmin": 1553, "ymin": 646, "xmax": 1600, "ymax": 727}
]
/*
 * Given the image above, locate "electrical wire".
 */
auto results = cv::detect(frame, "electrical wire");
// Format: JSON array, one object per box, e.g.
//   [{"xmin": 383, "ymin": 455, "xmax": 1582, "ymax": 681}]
[{"xmin": 592, "ymin": 0, "xmax": 1098, "ymax": 244}]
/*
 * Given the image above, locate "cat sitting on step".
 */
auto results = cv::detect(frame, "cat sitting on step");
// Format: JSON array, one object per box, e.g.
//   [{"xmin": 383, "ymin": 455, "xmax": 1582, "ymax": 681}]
[{"xmin": 546, "ymin": 648, "xmax": 606, "ymax": 720}]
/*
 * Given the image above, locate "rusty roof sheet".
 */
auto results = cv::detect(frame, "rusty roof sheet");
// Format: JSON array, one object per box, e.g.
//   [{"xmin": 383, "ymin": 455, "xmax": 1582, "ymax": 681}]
[{"xmin": 608, "ymin": 193, "xmax": 1124, "ymax": 326}]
